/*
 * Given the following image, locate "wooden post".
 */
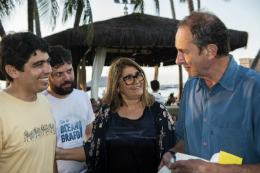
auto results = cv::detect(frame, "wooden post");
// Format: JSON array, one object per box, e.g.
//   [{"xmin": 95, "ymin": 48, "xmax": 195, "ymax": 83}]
[
  {"xmin": 80, "ymin": 56, "xmax": 86, "ymax": 91},
  {"xmin": 154, "ymin": 65, "xmax": 159, "ymax": 80},
  {"xmin": 77, "ymin": 63, "xmax": 81, "ymax": 90}
]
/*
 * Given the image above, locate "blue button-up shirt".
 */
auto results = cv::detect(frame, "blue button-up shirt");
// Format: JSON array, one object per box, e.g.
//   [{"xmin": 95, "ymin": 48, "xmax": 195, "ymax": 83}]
[{"xmin": 175, "ymin": 55, "xmax": 260, "ymax": 164}]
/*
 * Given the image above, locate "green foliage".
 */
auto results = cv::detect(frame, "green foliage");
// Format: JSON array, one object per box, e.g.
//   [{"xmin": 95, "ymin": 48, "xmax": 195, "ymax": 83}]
[
  {"xmin": 37, "ymin": 0, "xmax": 59, "ymax": 30},
  {"xmin": 0, "ymin": 0, "xmax": 20, "ymax": 18},
  {"xmin": 130, "ymin": 0, "xmax": 159, "ymax": 20},
  {"xmin": 82, "ymin": 0, "xmax": 93, "ymax": 46}
]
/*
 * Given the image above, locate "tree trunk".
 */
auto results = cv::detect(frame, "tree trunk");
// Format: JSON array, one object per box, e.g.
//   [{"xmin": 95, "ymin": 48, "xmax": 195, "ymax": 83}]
[
  {"xmin": 187, "ymin": 0, "xmax": 194, "ymax": 14},
  {"xmin": 73, "ymin": 0, "xmax": 83, "ymax": 27},
  {"xmin": 0, "ymin": 20, "xmax": 6, "ymax": 38},
  {"xmin": 197, "ymin": 0, "xmax": 200, "ymax": 12},
  {"xmin": 34, "ymin": 0, "xmax": 41, "ymax": 37},
  {"xmin": 169, "ymin": 0, "xmax": 183, "ymax": 100},
  {"xmin": 28, "ymin": 0, "xmax": 34, "ymax": 33},
  {"xmin": 169, "ymin": 0, "xmax": 176, "ymax": 19}
]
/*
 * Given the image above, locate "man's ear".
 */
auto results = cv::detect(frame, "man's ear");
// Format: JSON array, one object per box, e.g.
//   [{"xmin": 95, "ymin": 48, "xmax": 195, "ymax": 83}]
[
  {"xmin": 206, "ymin": 44, "xmax": 218, "ymax": 60},
  {"xmin": 5, "ymin": 65, "xmax": 18, "ymax": 79}
]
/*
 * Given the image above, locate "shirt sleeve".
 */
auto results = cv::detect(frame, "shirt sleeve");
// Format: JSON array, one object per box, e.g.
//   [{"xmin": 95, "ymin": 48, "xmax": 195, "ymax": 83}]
[
  {"xmin": 174, "ymin": 88, "xmax": 186, "ymax": 142},
  {"xmin": 84, "ymin": 92, "xmax": 95, "ymax": 125},
  {"xmin": 253, "ymin": 86, "xmax": 260, "ymax": 157}
]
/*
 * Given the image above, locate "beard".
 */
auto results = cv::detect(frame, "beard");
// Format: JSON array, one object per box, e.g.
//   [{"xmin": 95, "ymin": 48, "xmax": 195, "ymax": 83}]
[{"xmin": 49, "ymin": 80, "xmax": 75, "ymax": 95}]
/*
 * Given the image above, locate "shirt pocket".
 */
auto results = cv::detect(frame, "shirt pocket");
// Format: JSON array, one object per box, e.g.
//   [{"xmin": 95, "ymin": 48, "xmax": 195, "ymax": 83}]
[
  {"xmin": 211, "ymin": 126, "xmax": 247, "ymax": 159},
  {"xmin": 214, "ymin": 126, "xmax": 247, "ymax": 138}
]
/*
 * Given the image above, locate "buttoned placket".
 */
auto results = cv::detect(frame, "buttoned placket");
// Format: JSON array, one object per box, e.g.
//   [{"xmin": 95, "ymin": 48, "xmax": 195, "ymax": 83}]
[{"xmin": 201, "ymin": 89, "xmax": 212, "ymax": 160}]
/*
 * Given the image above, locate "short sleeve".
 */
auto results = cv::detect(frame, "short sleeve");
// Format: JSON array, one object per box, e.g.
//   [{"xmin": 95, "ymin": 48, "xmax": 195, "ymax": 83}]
[{"xmin": 84, "ymin": 92, "xmax": 95, "ymax": 125}]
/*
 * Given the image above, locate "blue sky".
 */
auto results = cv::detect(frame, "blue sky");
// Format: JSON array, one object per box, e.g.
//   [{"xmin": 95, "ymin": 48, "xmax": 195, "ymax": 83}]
[{"xmin": 1, "ymin": 0, "xmax": 260, "ymax": 85}]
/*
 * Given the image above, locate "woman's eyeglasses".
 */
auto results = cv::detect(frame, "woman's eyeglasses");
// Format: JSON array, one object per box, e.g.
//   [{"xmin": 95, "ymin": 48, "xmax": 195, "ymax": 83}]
[{"xmin": 118, "ymin": 71, "xmax": 144, "ymax": 85}]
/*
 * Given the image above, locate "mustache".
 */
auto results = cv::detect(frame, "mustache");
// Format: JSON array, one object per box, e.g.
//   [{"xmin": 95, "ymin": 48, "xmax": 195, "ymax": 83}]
[{"xmin": 60, "ymin": 80, "xmax": 73, "ymax": 87}]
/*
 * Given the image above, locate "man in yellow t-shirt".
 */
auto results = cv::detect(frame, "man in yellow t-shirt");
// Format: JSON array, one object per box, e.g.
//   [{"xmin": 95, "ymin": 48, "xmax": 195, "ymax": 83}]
[{"xmin": 0, "ymin": 32, "xmax": 56, "ymax": 173}]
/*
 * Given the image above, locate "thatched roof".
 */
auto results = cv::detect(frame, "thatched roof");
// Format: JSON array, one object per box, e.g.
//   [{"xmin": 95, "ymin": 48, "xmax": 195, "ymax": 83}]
[
  {"xmin": 44, "ymin": 14, "xmax": 248, "ymax": 49},
  {"xmin": 43, "ymin": 13, "xmax": 248, "ymax": 67},
  {"xmin": 45, "ymin": 14, "xmax": 179, "ymax": 47},
  {"xmin": 0, "ymin": 14, "xmax": 248, "ymax": 81}
]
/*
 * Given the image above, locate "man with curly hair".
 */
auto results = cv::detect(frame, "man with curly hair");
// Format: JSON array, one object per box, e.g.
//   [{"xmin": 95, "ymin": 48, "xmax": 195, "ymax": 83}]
[
  {"xmin": 0, "ymin": 32, "xmax": 56, "ymax": 172},
  {"xmin": 159, "ymin": 12, "xmax": 260, "ymax": 172},
  {"xmin": 42, "ymin": 45, "xmax": 94, "ymax": 173}
]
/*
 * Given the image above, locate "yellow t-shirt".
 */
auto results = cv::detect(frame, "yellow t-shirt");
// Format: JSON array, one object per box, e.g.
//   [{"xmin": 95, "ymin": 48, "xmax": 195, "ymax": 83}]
[{"xmin": 0, "ymin": 91, "xmax": 56, "ymax": 173}]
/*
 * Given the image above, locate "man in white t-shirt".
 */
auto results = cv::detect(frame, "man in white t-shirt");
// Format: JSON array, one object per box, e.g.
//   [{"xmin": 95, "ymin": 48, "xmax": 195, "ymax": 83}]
[
  {"xmin": 150, "ymin": 80, "xmax": 165, "ymax": 104},
  {"xmin": 42, "ymin": 46, "xmax": 95, "ymax": 173}
]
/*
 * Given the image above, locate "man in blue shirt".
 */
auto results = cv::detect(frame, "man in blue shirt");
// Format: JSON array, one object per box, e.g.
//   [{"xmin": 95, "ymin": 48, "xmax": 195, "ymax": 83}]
[{"xmin": 158, "ymin": 12, "xmax": 260, "ymax": 172}]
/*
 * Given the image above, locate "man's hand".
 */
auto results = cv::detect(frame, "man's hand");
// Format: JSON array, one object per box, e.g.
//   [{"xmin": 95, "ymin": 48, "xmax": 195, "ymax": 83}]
[
  {"xmin": 168, "ymin": 159, "xmax": 210, "ymax": 173},
  {"xmin": 53, "ymin": 158, "xmax": 58, "ymax": 173},
  {"xmin": 158, "ymin": 152, "xmax": 173, "ymax": 171},
  {"xmin": 55, "ymin": 146, "xmax": 62, "ymax": 160}
]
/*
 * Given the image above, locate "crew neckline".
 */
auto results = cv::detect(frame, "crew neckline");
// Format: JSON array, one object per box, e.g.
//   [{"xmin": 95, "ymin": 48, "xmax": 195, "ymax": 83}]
[
  {"xmin": 117, "ymin": 107, "xmax": 146, "ymax": 121},
  {"xmin": 1, "ymin": 90, "xmax": 39, "ymax": 107}
]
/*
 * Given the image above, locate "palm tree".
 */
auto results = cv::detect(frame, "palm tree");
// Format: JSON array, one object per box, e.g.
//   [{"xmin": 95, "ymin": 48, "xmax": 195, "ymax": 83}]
[
  {"xmin": 0, "ymin": 0, "xmax": 19, "ymax": 37},
  {"xmin": 60, "ymin": 0, "xmax": 160, "ymax": 45},
  {"xmin": 169, "ymin": 0, "xmax": 183, "ymax": 100},
  {"xmin": 34, "ymin": 0, "xmax": 41, "ymax": 37},
  {"xmin": 28, "ymin": 0, "xmax": 34, "ymax": 32},
  {"xmin": 61, "ymin": 0, "xmax": 93, "ymax": 44},
  {"xmin": 180, "ymin": 0, "xmax": 195, "ymax": 14},
  {"xmin": 169, "ymin": 0, "xmax": 175, "ymax": 19},
  {"xmin": 0, "ymin": 21, "xmax": 6, "ymax": 38},
  {"xmin": 34, "ymin": 0, "xmax": 59, "ymax": 33}
]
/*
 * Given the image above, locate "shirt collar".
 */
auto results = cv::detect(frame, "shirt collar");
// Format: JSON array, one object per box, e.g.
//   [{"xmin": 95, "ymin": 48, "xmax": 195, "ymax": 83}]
[
  {"xmin": 217, "ymin": 54, "xmax": 238, "ymax": 91},
  {"xmin": 196, "ymin": 54, "xmax": 238, "ymax": 92}
]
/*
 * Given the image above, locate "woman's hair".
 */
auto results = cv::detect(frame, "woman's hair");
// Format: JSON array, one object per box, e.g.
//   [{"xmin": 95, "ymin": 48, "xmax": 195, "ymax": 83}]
[{"xmin": 104, "ymin": 57, "xmax": 155, "ymax": 113}]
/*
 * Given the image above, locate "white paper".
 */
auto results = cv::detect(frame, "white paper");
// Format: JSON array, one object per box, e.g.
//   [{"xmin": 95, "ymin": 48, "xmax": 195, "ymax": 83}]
[
  {"xmin": 158, "ymin": 152, "xmax": 220, "ymax": 173},
  {"xmin": 175, "ymin": 153, "xmax": 208, "ymax": 162},
  {"xmin": 209, "ymin": 153, "xmax": 220, "ymax": 163},
  {"xmin": 158, "ymin": 158, "xmax": 174, "ymax": 173}
]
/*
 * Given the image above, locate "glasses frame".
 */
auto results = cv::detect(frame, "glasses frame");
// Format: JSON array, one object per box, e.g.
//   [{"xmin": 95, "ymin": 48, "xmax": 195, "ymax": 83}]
[{"xmin": 118, "ymin": 71, "xmax": 144, "ymax": 85}]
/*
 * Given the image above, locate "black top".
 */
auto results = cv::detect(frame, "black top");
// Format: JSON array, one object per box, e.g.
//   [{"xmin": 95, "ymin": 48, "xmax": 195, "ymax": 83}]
[
  {"xmin": 106, "ymin": 107, "xmax": 157, "ymax": 173},
  {"xmin": 84, "ymin": 101, "xmax": 176, "ymax": 173}
]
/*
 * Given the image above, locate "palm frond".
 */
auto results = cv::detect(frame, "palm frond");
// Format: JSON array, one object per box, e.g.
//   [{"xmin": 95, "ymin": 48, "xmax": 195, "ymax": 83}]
[
  {"xmin": 131, "ymin": 0, "xmax": 145, "ymax": 20},
  {"xmin": 0, "ymin": 0, "xmax": 20, "ymax": 18},
  {"xmin": 81, "ymin": 0, "xmax": 93, "ymax": 45},
  {"xmin": 62, "ymin": 0, "xmax": 78, "ymax": 23},
  {"xmin": 154, "ymin": 0, "xmax": 159, "ymax": 15},
  {"xmin": 37, "ymin": 0, "xmax": 59, "ymax": 30}
]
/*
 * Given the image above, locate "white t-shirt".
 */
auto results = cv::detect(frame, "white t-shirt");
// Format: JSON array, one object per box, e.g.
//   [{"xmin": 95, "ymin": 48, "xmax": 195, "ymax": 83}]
[
  {"xmin": 42, "ymin": 89, "xmax": 95, "ymax": 173},
  {"xmin": 151, "ymin": 92, "xmax": 165, "ymax": 105}
]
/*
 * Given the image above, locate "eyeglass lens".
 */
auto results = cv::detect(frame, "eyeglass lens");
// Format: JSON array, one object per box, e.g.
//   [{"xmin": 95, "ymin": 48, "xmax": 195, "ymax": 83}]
[{"xmin": 124, "ymin": 72, "xmax": 144, "ymax": 85}]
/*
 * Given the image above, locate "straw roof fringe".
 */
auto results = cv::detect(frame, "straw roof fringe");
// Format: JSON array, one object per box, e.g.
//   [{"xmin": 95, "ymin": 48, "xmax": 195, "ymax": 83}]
[{"xmin": 44, "ymin": 14, "xmax": 248, "ymax": 50}]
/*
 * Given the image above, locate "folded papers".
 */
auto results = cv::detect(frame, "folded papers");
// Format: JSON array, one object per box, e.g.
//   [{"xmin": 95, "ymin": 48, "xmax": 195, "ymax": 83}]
[{"xmin": 158, "ymin": 151, "xmax": 242, "ymax": 173}]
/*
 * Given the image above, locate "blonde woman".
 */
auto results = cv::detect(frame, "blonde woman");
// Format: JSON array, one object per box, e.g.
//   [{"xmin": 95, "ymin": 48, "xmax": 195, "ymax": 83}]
[{"xmin": 55, "ymin": 58, "xmax": 176, "ymax": 173}]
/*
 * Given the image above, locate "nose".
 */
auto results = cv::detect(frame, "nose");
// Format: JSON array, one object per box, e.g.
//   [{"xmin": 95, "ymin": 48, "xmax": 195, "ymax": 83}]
[
  {"xmin": 44, "ymin": 62, "xmax": 52, "ymax": 74},
  {"xmin": 175, "ymin": 52, "xmax": 186, "ymax": 65},
  {"xmin": 133, "ymin": 76, "xmax": 140, "ymax": 85},
  {"xmin": 63, "ymin": 73, "xmax": 70, "ymax": 80}
]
